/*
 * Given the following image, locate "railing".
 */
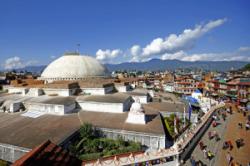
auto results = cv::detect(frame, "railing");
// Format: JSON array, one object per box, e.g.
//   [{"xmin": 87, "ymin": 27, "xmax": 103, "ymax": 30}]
[{"xmin": 82, "ymin": 99, "xmax": 225, "ymax": 166}]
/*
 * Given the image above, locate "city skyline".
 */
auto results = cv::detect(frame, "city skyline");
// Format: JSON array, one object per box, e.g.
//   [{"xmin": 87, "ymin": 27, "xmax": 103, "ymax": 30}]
[{"xmin": 1, "ymin": 0, "xmax": 250, "ymax": 70}]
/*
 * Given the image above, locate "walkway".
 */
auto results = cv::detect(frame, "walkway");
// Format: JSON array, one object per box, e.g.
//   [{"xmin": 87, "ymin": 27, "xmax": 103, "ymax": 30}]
[
  {"xmin": 217, "ymin": 104, "xmax": 250, "ymax": 166},
  {"xmin": 184, "ymin": 104, "xmax": 250, "ymax": 166},
  {"xmin": 184, "ymin": 106, "xmax": 230, "ymax": 166}
]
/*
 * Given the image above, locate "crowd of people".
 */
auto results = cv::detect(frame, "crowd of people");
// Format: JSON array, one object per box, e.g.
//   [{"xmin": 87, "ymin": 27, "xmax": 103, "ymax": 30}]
[
  {"xmin": 189, "ymin": 104, "xmax": 250, "ymax": 166},
  {"xmin": 222, "ymin": 104, "xmax": 250, "ymax": 166},
  {"xmin": 189, "ymin": 107, "xmax": 225, "ymax": 165}
]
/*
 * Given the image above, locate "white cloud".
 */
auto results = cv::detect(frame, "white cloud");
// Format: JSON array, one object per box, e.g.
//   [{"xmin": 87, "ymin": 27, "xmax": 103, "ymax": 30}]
[
  {"xmin": 238, "ymin": 46, "xmax": 250, "ymax": 52},
  {"xmin": 96, "ymin": 49, "xmax": 122, "ymax": 62},
  {"xmin": 161, "ymin": 46, "xmax": 250, "ymax": 62},
  {"xmin": 130, "ymin": 45, "xmax": 141, "ymax": 56},
  {"xmin": 161, "ymin": 51, "xmax": 187, "ymax": 60},
  {"xmin": 4, "ymin": 57, "xmax": 25, "ymax": 70},
  {"xmin": 50, "ymin": 55, "xmax": 56, "ymax": 59},
  {"xmin": 129, "ymin": 45, "xmax": 142, "ymax": 62},
  {"xmin": 95, "ymin": 18, "xmax": 244, "ymax": 63},
  {"xmin": 142, "ymin": 18, "xmax": 227, "ymax": 57},
  {"xmin": 3, "ymin": 56, "xmax": 37, "ymax": 70}
]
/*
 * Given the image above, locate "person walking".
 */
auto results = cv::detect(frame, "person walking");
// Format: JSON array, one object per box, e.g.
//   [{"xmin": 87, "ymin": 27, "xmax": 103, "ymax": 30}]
[
  {"xmin": 207, "ymin": 150, "xmax": 214, "ymax": 160},
  {"xmin": 246, "ymin": 120, "xmax": 250, "ymax": 130},
  {"xmin": 214, "ymin": 131, "xmax": 220, "ymax": 141},
  {"xmin": 190, "ymin": 156, "xmax": 196, "ymax": 166},
  {"xmin": 226, "ymin": 152, "xmax": 233, "ymax": 166},
  {"xmin": 222, "ymin": 112, "xmax": 226, "ymax": 121},
  {"xmin": 203, "ymin": 148, "xmax": 208, "ymax": 159},
  {"xmin": 228, "ymin": 140, "xmax": 233, "ymax": 150},
  {"xmin": 235, "ymin": 138, "xmax": 244, "ymax": 149}
]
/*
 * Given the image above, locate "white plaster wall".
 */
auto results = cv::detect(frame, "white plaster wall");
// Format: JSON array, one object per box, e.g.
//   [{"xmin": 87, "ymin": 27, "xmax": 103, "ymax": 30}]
[
  {"xmin": 150, "ymin": 136, "xmax": 160, "ymax": 150},
  {"xmin": 81, "ymin": 88, "xmax": 105, "ymax": 95},
  {"xmin": 159, "ymin": 137, "xmax": 166, "ymax": 149},
  {"xmin": 0, "ymin": 143, "xmax": 31, "ymax": 163},
  {"xmin": 115, "ymin": 86, "xmax": 127, "ymax": 92},
  {"xmin": 26, "ymin": 88, "xmax": 44, "ymax": 96},
  {"xmin": 98, "ymin": 127, "xmax": 166, "ymax": 150},
  {"xmin": 78, "ymin": 101, "xmax": 124, "ymax": 113},
  {"xmin": 132, "ymin": 95, "xmax": 148, "ymax": 104},
  {"xmin": 164, "ymin": 85, "xmax": 174, "ymax": 92},
  {"xmin": 126, "ymin": 113, "xmax": 146, "ymax": 124},
  {"xmin": 27, "ymin": 103, "xmax": 65, "ymax": 115},
  {"xmin": 7, "ymin": 87, "xmax": 28, "ymax": 94},
  {"xmin": 43, "ymin": 89, "xmax": 70, "ymax": 97}
]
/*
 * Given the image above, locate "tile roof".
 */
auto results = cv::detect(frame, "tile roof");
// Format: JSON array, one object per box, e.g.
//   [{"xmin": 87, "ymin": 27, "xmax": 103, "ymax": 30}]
[{"xmin": 13, "ymin": 140, "xmax": 82, "ymax": 166}]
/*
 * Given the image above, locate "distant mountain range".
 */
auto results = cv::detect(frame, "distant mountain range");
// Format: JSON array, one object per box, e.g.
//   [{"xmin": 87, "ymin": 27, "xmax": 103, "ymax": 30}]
[
  {"xmin": 8, "ymin": 59, "xmax": 249, "ymax": 73},
  {"xmin": 106, "ymin": 59, "xmax": 248, "ymax": 71}
]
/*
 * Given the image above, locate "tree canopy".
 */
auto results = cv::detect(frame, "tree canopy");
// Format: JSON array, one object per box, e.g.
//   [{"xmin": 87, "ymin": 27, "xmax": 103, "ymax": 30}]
[
  {"xmin": 69, "ymin": 123, "xmax": 142, "ymax": 161},
  {"xmin": 242, "ymin": 63, "xmax": 250, "ymax": 71}
]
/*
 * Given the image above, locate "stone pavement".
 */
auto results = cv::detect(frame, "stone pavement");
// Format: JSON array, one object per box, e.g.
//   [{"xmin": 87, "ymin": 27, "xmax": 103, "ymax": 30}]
[
  {"xmin": 184, "ymin": 107, "xmax": 231, "ymax": 166},
  {"xmin": 217, "ymin": 104, "xmax": 250, "ymax": 166},
  {"xmin": 184, "ymin": 104, "xmax": 250, "ymax": 166}
]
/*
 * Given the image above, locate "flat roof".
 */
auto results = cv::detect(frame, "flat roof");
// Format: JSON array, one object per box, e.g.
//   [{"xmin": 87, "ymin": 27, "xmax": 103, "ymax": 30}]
[
  {"xmin": 126, "ymin": 91, "xmax": 148, "ymax": 96},
  {"xmin": 76, "ymin": 93, "xmax": 131, "ymax": 103},
  {"xmin": 78, "ymin": 109, "xmax": 165, "ymax": 135},
  {"xmin": 0, "ymin": 112, "xmax": 80, "ymax": 149},
  {"xmin": 143, "ymin": 102, "xmax": 187, "ymax": 113},
  {"xmin": 43, "ymin": 97, "xmax": 75, "ymax": 105},
  {"xmin": 0, "ymin": 108, "xmax": 165, "ymax": 149},
  {"xmin": 0, "ymin": 94, "xmax": 34, "ymax": 103},
  {"xmin": 30, "ymin": 96, "xmax": 76, "ymax": 106}
]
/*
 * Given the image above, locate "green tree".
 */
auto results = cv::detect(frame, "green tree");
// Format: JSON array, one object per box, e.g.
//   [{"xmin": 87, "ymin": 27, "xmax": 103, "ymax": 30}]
[
  {"xmin": 79, "ymin": 123, "xmax": 93, "ymax": 139},
  {"xmin": 76, "ymin": 123, "xmax": 94, "ymax": 150},
  {"xmin": 242, "ymin": 63, "xmax": 250, "ymax": 71}
]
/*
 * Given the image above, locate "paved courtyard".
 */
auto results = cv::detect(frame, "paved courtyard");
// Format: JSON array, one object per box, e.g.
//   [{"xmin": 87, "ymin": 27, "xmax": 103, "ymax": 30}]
[
  {"xmin": 156, "ymin": 92, "xmax": 180, "ymax": 102},
  {"xmin": 184, "ymin": 104, "xmax": 250, "ymax": 166},
  {"xmin": 217, "ymin": 104, "xmax": 250, "ymax": 166}
]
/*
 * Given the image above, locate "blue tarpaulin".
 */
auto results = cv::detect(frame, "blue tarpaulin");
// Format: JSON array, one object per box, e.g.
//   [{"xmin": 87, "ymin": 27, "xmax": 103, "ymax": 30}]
[
  {"xmin": 194, "ymin": 89, "xmax": 202, "ymax": 94},
  {"xmin": 183, "ymin": 96, "xmax": 199, "ymax": 105},
  {"xmin": 182, "ymin": 95, "xmax": 200, "ymax": 108}
]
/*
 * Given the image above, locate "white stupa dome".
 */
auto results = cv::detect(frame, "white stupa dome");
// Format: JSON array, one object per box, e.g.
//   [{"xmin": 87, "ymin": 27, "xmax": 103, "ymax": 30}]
[{"xmin": 40, "ymin": 53, "xmax": 109, "ymax": 82}]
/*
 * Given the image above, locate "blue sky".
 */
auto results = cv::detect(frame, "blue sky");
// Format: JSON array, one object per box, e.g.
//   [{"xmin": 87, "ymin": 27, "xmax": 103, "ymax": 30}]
[{"xmin": 0, "ymin": 0, "xmax": 250, "ymax": 69}]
